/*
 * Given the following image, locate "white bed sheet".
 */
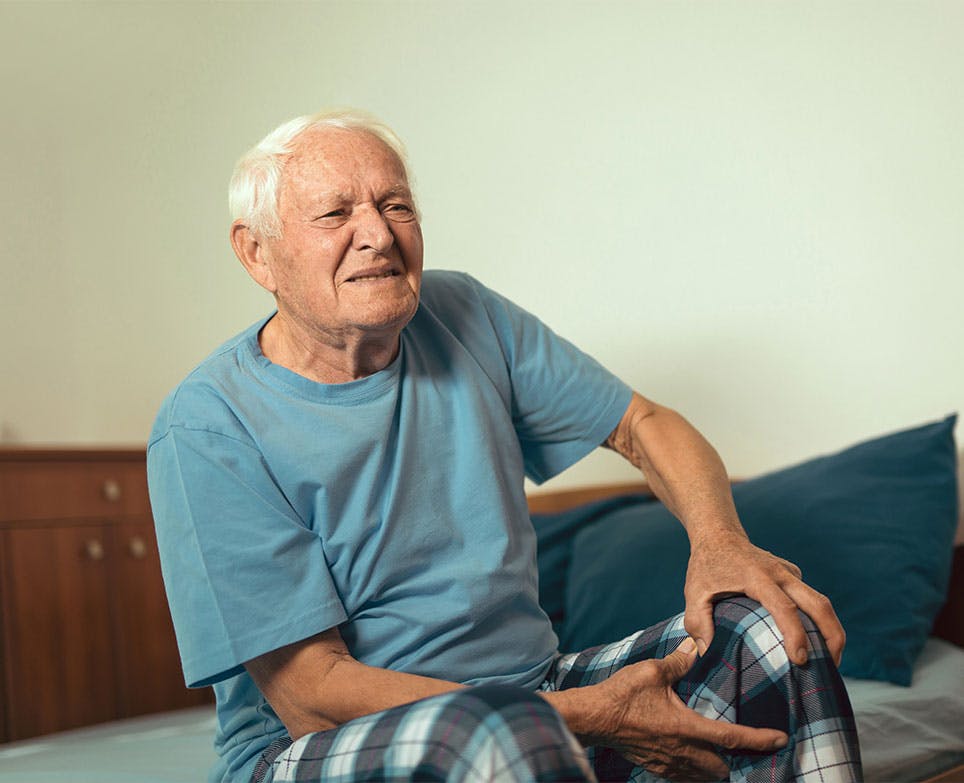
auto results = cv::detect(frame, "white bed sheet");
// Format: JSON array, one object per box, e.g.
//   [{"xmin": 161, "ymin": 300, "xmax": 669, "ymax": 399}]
[
  {"xmin": 846, "ymin": 637, "xmax": 964, "ymax": 782},
  {"xmin": 1, "ymin": 639, "xmax": 962, "ymax": 783}
]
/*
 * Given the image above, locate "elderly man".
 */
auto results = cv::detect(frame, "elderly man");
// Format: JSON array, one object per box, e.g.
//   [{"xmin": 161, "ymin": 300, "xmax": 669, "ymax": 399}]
[{"xmin": 148, "ymin": 110, "xmax": 861, "ymax": 783}]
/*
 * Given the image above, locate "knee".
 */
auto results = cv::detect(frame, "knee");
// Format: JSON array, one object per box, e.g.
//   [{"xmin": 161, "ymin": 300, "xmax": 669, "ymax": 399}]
[
  {"xmin": 443, "ymin": 685, "xmax": 592, "ymax": 781},
  {"xmin": 713, "ymin": 595, "xmax": 819, "ymax": 630},
  {"xmin": 710, "ymin": 596, "xmax": 828, "ymax": 665},
  {"xmin": 450, "ymin": 684, "xmax": 569, "ymax": 737}
]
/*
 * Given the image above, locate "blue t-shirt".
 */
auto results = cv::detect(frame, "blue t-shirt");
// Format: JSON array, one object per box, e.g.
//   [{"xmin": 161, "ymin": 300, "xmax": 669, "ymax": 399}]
[{"xmin": 147, "ymin": 270, "xmax": 632, "ymax": 782}]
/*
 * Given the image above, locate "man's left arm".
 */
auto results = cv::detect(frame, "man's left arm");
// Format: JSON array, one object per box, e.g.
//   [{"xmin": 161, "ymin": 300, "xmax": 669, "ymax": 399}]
[{"xmin": 605, "ymin": 392, "xmax": 845, "ymax": 666}]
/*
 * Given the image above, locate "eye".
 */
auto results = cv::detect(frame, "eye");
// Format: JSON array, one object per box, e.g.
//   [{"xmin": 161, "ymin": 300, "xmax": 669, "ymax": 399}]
[
  {"xmin": 382, "ymin": 203, "xmax": 416, "ymax": 222},
  {"xmin": 314, "ymin": 209, "xmax": 349, "ymax": 227}
]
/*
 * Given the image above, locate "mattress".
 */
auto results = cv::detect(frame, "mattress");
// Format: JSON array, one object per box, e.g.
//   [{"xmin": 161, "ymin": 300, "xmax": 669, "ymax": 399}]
[
  {"xmin": 845, "ymin": 637, "xmax": 964, "ymax": 782},
  {"xmin": 1, "ymin": 638, "xmax": 962, "ymax": 783},
  {"xmin": 0, "ymin": 707, "xmax": 215, "ymax": 783}
]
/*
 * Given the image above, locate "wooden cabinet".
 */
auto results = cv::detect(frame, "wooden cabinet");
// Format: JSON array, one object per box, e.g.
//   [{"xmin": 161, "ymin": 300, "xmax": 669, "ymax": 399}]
[{"xmin": 0, "ymin": 449, "xmax": 211, "ymax": 743}]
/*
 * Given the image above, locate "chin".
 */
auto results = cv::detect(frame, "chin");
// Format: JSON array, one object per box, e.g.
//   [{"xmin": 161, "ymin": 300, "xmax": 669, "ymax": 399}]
[{"xmin": 362, "ymin": 299, "xmax": 419, "ymax": 334}]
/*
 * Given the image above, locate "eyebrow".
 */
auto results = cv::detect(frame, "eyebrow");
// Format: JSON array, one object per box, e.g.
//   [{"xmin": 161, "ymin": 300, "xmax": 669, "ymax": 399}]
[
  {"xmin": 378, "ymin": 184, "xmax": 415, "ymax": 200},
  {"xmin": 309, "ymin": 190, "xmax": 351, "ymax": 205},
  {"xmin": 309, "ymin": 184, "xmax": 413, "ymax": 205}
]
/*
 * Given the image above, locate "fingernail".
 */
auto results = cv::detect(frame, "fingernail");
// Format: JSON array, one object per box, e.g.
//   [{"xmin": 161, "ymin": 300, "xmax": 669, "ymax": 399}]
[
  {"xmin": 795, "ymin": 648, "xmax": 808, "ymax": 665},
  {"xmin": 679, "ymin": 637, "xmax": 697, "ymax": 654},
  {"xmin": 696, "ymin": 638, "xmax": 707, "ymax": 656},
  {"xmin": 773, "ymin": 735, "xmax": 788, "ymax": 749}
]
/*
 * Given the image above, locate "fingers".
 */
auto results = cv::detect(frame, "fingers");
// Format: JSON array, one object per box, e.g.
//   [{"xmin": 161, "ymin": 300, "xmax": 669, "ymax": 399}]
[
  {"xmin": 616, "ymin": 642, "xmax": 789, "ymax": 780},
  {"xmin": 783, "ymin": 580, "xmax": 846, "ymax": 667},
  {"xmin": 685, "ymin": 546, "xmax": 844, "ymax": 668},
  {"xmin": 776, "ymin": 557, "xmax": 802, "ymax": 580},
  {"xmin": 625, "ymin": 738, "xmax": 730, "ymax": 782},
  {"xmin": 678, "ymin": 704, "xmax": 789, "ymax": 754},
  {"xmin": 756, "ymin": 580, "xmax": 846, "ymax": 667},
  {"xmin": 664, "ymin": 743, "xmax": 730, "ymax": 782},
  {"xmin": 659, "ymin": 637, "xmax": 700, "ymax": 683},
  {"xmin": 693, "ymin": 750, "xmax": 730, "ymax": 782},
  {"xmin": 754, "ymin": 584, "xmax": 812, "ymax": 666},
  {"xmin": 683, "ymin": 602, "xmax": 716, "ymax": 657}
]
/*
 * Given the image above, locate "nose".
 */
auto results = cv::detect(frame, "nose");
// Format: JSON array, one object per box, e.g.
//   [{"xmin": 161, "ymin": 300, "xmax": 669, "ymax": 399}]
[{"xmin": 351, "ymin": 204, "xmax": 394, "ymax": 254}]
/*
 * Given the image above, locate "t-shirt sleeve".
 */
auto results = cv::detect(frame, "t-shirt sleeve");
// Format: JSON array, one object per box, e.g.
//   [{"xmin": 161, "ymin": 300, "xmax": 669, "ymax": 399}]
[
  {"xmin": 147, "ymin": 424, "xmax": 348, "ymax": 688},
  {"xmin": 457, "ymin": 274, "xmax": 633, "ymax": 484}
]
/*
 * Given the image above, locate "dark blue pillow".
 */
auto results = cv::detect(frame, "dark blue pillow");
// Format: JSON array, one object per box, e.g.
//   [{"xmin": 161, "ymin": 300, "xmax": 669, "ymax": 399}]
[
  {"xmin": 545, "ymin": 415, "xmax": 959, "ymax": 686},
  {"xmin": 533, "ymin": 494, "xmax": 657, "ymax": 636}
]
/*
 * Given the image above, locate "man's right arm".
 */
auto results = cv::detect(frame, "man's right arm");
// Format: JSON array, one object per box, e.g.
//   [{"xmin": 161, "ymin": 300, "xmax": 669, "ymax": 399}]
[
  {"xmin": 244, "ymin": 627, "xmax": 462, "ymax": 739},
  {"xmin": 246, "ymin": 631, "xmax": 788, "ymax": 780}
]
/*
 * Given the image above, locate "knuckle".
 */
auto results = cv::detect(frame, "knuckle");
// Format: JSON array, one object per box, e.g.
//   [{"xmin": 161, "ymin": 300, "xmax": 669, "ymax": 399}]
[
  {"xmin": 683, "ymin": 615, "xmax": 701, "ymax": 637},
  {"xmin": 658, "ymin": 660, "xmax": 683, "ymax": 684},
  {"xmin": 770, "ymin": 595, "xmax": 798, "ymax": 614},
  {"xmin": 640, "ymin": 659, "xmax": 668, "ymax": 683},
  {"xmin": 828, "ymin": 627, "xmax": 846, "ymax": 650},
  {"xmin": 715, "ymin": 726, "xmax": 738, "ymax": 748},
  {"xmin": 778, "ymin": 556, "xmax": 799, "ymax": 571},
  {"xmin": 812, "ymin": 592, "xmax": 833, "ymax": 611}
]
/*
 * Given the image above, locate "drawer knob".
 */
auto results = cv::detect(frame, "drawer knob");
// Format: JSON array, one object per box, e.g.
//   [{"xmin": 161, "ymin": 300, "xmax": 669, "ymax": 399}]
[
  {"xmin": 128, "ymin": 536, "xmax": 148, "ymax": 559},
  {"xmin": 102, "ymin": 479, "xmax": 122, "ymax": 502},
  {"xmin": 85, "ymin": 539, "xmax": 105, "ymax": 561}
]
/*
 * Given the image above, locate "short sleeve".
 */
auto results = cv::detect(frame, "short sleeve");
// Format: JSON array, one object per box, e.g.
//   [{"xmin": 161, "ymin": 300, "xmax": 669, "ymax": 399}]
[
  {"xmin": 456, "ymin": 274, "xmax": 633, "ymax": 483},
  {"xmin": 147, "ymin": 426, "xmax": 348, "ymax": 687}
]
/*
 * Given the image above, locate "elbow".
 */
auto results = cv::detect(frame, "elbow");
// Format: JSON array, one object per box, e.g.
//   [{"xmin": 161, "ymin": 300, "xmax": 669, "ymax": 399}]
[
  {"xmin": 606, "ymin": 392, "xmax": 661, "ymax": 470},
  {"xmin": 282, "ymin": 652, "xmax": 352, "ymax": 739},
  {"xmin": 245, "ymin": 640, "xmax": 354, "ymax": 740}
]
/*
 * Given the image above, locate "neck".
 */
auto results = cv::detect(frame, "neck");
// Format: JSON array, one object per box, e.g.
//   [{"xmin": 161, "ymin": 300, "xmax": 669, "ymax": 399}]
[{"xmin": 259, "ymin": 312, "xmax": 401, "ymax": 384}]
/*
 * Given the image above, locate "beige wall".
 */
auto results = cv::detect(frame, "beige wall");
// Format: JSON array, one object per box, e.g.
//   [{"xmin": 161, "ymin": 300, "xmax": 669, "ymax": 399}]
[{"xmin": 1, "ymin": 1, "xmax": 961, "ymax": 489}]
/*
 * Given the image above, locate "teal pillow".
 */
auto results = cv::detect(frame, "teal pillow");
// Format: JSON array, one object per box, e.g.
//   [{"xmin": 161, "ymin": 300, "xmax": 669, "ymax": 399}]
[
  {"xmin": 533, "ymin": 494, "xmax": 657, "ymax": 637},
  {"xmin": 553, "ymin": 415, "xmax": 959, "ymax": 685}
]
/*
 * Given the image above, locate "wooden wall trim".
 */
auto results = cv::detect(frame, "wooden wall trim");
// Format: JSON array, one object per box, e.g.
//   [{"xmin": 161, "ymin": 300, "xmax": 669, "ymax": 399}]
[
  {"xmin": 0, "ymin": 448, "xmax": 146, "ymax": 463},
  {"xmin": 527, "ymin": 481, "xmax": 653, "ymax": 514}
]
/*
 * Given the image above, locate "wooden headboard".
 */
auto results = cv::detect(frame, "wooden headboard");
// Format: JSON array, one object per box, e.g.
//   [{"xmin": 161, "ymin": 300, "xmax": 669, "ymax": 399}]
[{"xmin": 527, "ymin": 481, "xmax": 964, "ymax": 650}]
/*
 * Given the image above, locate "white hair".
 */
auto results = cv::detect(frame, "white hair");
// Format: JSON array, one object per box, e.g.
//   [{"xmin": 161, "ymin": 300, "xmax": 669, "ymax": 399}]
[{"xmin": 228, "ymin": 109, "xmax": 412, "ymax": 239}]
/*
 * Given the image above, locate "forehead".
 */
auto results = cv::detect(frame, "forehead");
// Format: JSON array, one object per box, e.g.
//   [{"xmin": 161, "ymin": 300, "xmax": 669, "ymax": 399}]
[{"xmin": 281, "ymin": 127, "xmax": 409, "ymax": 203}]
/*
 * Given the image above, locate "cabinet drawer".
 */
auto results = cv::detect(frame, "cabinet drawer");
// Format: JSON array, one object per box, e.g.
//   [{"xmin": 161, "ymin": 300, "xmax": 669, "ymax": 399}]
[{"xmin": 0, "ymin": 461, "xmax": 150, "ymax": 521}]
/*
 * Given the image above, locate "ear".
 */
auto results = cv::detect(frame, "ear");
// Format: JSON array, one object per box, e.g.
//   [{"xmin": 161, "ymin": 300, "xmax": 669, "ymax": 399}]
[{"xmin": 231, "ymin": 220, "xmax": 278, "ymax": 294}]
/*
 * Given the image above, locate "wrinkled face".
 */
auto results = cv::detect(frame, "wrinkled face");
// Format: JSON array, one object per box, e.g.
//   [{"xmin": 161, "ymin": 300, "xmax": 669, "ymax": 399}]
[{"xmin": 257, "ymin": 127, "xmax": 423, "ymax": 345}]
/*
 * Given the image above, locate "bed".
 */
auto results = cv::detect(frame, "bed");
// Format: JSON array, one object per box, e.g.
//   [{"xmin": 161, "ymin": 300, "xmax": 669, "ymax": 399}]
[
  {"xmin": 0, "ymin": 637, "xmax": 960, "ymax": 783},
  {"xmin": 1, "ymin": 417, "xmax": 961, "ymax": 782}
]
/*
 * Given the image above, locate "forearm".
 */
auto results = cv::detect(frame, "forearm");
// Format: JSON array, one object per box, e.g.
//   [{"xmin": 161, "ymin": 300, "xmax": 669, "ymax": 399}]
[
  {"xmin": 540, "ymin": 684, "xmax": 611, "ymax": 747},
  {"xmin": 308, "ymin": 658, "xmax": 462, "ymax": 733},
  {"xmin": 246, "ymin": 630, "xmax": 462, "ymax": 740},
  {"xmin": 607, "ymin": 394, "xmax": 846, "ymax": 666},
  {"xmin": 606, "ymin": 393, "xmax": 747, "ymax": 546}
]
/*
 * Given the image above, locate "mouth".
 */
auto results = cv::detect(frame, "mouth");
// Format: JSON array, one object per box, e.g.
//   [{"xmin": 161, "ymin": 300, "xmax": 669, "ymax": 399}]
[{"xmin": 345, "ymin": 268, "xmax": 402, "ymax": 283}]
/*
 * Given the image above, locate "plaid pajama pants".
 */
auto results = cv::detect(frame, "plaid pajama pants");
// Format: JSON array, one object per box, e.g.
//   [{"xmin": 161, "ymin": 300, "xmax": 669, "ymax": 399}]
[{"xmin": 252, "ymin": 597, "xmax": 862, "ymax": 783}]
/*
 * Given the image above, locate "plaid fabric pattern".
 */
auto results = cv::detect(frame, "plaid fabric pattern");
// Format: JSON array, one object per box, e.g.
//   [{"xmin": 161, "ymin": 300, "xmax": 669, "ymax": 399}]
[
  {"xmin": 253, "ymin": 598, "xmax": 861, "ymax": 783},
  {"xmin": 543, "ymin": 597, "xmax": 862, "ymax": 783},
  {"xmin": 255, "ymin": 684, "xmax": 595, "ymax": 783}
]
